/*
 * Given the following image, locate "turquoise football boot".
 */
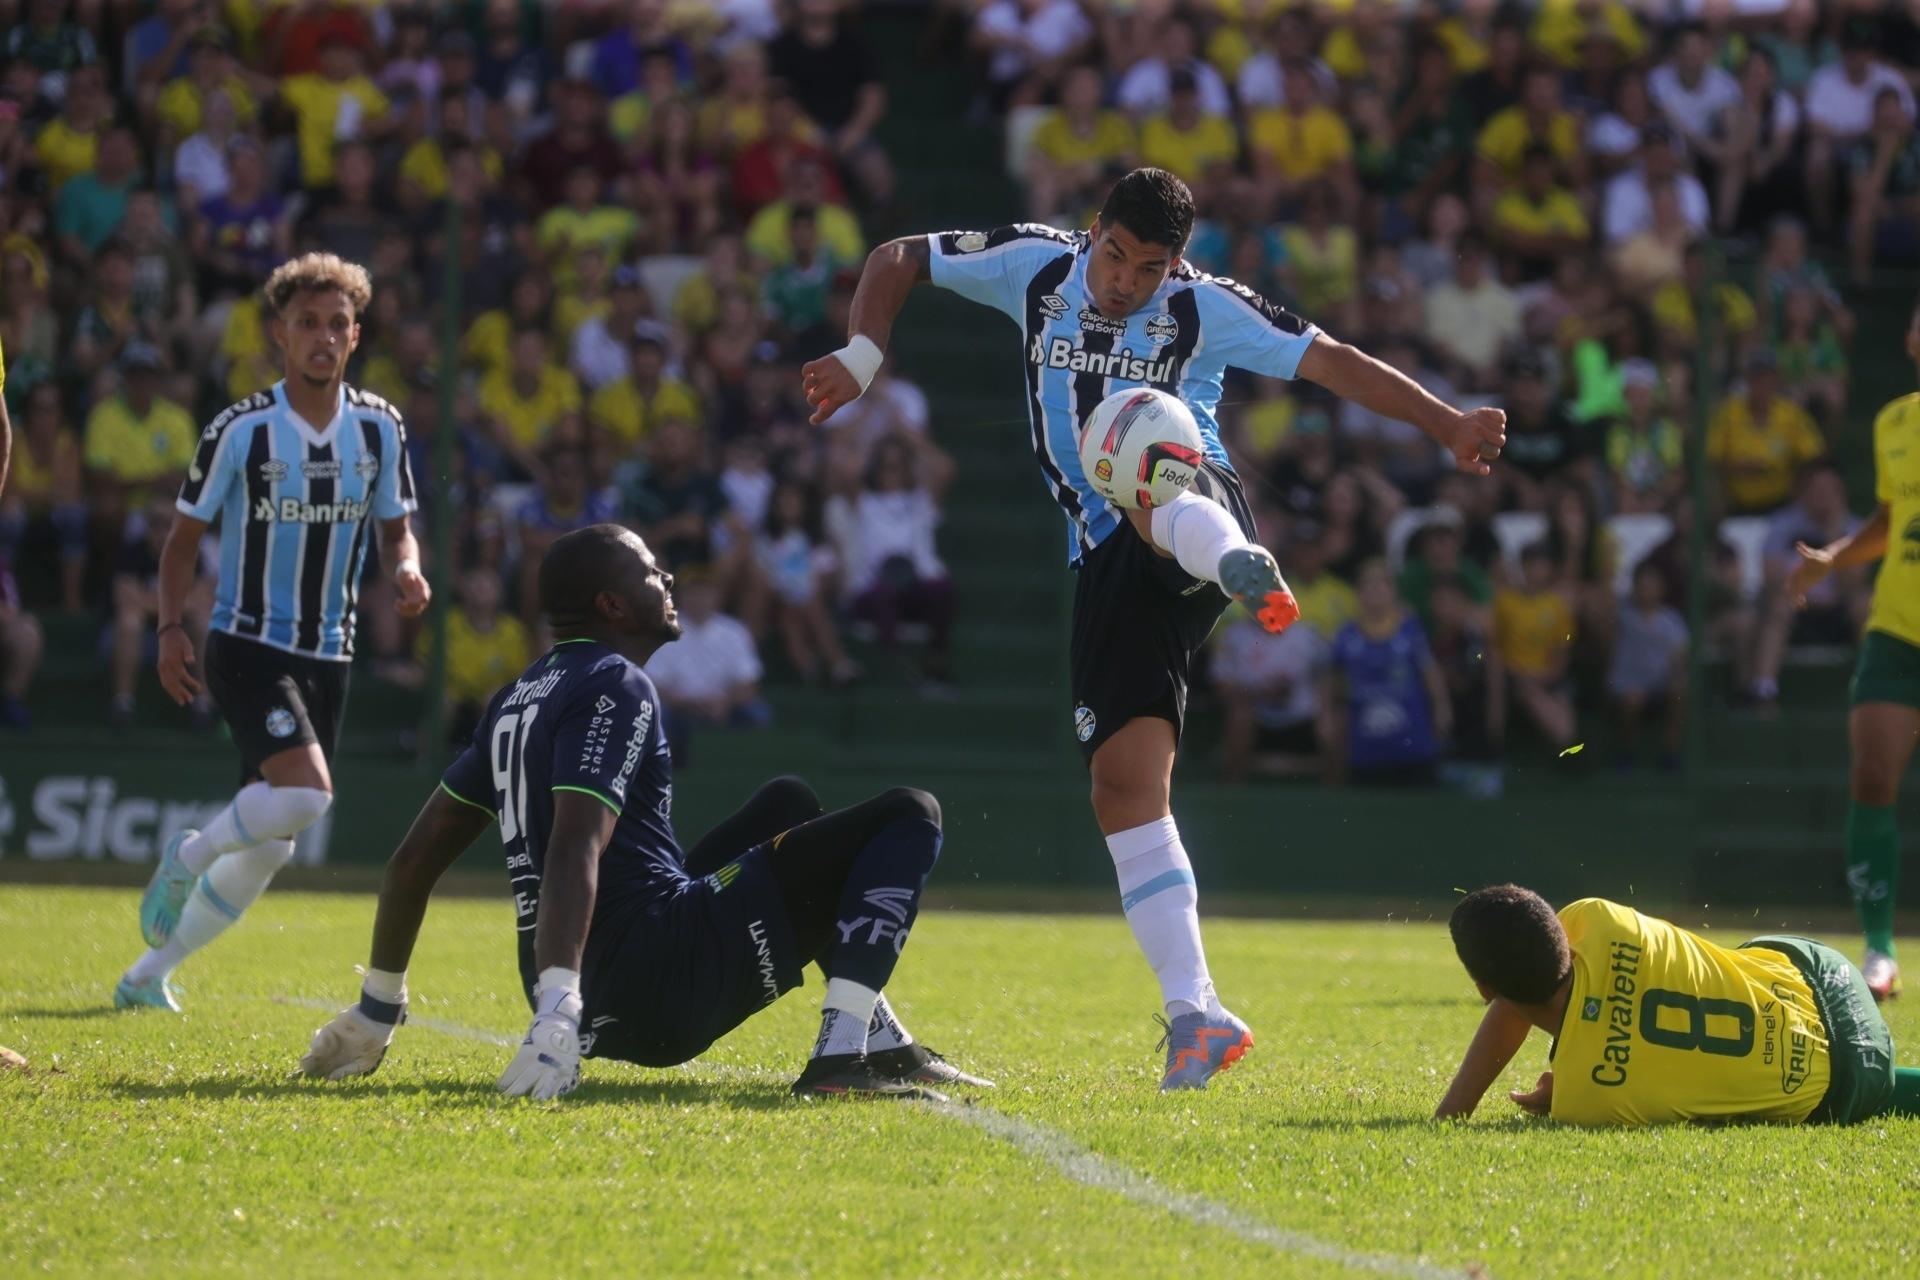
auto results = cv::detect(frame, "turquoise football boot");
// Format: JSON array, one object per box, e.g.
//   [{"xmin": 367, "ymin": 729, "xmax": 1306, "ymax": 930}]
[{"xmin": 139, "ymin": 829, "xmax": 198, "ymax": 947}]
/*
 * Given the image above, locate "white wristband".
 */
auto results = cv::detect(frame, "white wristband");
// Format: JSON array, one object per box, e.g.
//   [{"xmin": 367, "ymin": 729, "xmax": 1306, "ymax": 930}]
[
  {"xmin": 834, "ymin": 334, "xmax": 884, "ymax": 393},
  {"xmin": 535, "ymin": 966, "xmax": 581, "ymax": 1016},
  {"xmin": 394, "ymin": 558, "xmax": 421, "ymax": 579},
  {"xmin": 362, "ymin": 967, "xmax": 408, "ymax": 1001}
]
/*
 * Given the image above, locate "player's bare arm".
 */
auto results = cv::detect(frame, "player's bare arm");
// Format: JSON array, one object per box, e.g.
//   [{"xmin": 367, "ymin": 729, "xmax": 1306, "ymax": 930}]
[
  {"xmin": 155, "ymin": 513, "xmax": 210, "ymax": 705},
  {"xmin": 1435, "ymin": 997, "xmax": 1535, "ymax": 1119},
  {"xmin": 801, "ymin": 235, "xmax": 930, "ymax": 425},
  {"xmin": 379, "ymin": 516, "xmax": 432, "ymax": 618},
  {"xmin": 1295, "ymin": 336, "xmax": 1507, "ymax": 476},
  {"xmin": 1790, "ymin": 504, "xmax": 1890, "ymax": 606},
  {"xmin": 298, "ymin": 787, "xmax": 492, "ymax": 1081}
]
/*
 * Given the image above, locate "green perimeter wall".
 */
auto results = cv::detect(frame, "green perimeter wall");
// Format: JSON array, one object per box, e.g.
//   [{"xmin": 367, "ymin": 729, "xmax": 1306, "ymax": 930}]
[{"xmin": 4, "ymin": 739, "xmax": 1912, "ymax": 910}]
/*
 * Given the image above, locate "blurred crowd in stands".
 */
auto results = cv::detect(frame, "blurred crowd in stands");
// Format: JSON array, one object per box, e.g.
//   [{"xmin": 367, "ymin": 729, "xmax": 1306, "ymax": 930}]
[
  {"xmin": 0, "ymin": 0, "xmax": 963, "ymax": 745},
  {"xmin": 951, "ymin": 0, "xmax": 1908, "ymax": 788}
]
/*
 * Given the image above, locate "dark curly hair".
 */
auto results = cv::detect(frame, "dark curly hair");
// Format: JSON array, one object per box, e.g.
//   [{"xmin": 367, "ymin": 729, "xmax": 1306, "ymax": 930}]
[
  {"xmin": 1449, "ymin": 884, "xmax": 1572, "ymax": 1005},
  {"xmin": 1098, "ymin": 168, "xmax": 1195, "ymax": 254}
]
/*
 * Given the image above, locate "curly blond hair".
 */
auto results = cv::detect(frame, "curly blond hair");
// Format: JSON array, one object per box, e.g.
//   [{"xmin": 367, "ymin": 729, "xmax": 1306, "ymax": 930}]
[{"xmin": 263, "ymin": 252, "xmax": 373, "ymax": 317}]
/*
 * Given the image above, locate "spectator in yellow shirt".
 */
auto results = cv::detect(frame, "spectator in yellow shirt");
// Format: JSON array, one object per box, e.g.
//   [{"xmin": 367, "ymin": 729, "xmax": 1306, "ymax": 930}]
[
  {"xmin": 33, "ymin": 63, "xmax": 110, "ymax": 193},
  {"xmin": 1530, "ymin": 0, "xmax": 1645, "ymax": 69},
  {"xmin": 745, "ymin": 157, "xmax": 864, "ymax": 267},
  {"xmin": 1026, "ymin": 62, "xmax": 1136, "ymax": 222},
  {"xmin": 1493, "ymin": 542, "xmax": 1578, "ymax": 751},
  {"xmin": 155, "ymin": 28, "xmax": 260, "ymax": 142},
  {"xmin": 588, "ymin": 323, "xmax": 701, "ymax": 448},
  {"xmin": 1248, "ymin": 62, "xmax": 1356, "ymax": 215},
  {"xmin": 1707, "ymin": 347, "xmax": 1827, "ymax": 514},
  {"xmin": 396, "ymin": 91, "xmax": 502, "ymax": 202},
  {"xmin": 423, "ymin": 566, "xmax": 531, "ymax": 741},
  {"xmin": 478, "ymin": 329, "xmax": 583, "ymax": 469},
  {"xmin": 83, "ymin": 343, "xmax": 197, "ymax": 521},
  {"xmin": 1473, "ymin": 65, "xmax": 1587, "ymax": 217},
  {"xmin": 462, "ymin": 273, "xmax": 553, "ymax": 379},
  {"xmin": 1138, "ymin": 66, "xmax": 1238, "ymax": 189},
  {"xmin": 537, "ymin": 164, "xmax": 641, "ymax": 289},
  {"xmin": 278, "ymin": 36, "xmax": 390, "ymax": 188},
  {"xmin": 1492, "ymin": 144, "xmax": 1593, "ymax": 281}
]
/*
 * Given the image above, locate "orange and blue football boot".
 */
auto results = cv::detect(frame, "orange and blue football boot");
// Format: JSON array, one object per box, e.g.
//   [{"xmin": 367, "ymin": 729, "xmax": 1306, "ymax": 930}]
[{"xmin": 1157, "ymin": 1008, "xmax": 1253, "ymax": 1091}]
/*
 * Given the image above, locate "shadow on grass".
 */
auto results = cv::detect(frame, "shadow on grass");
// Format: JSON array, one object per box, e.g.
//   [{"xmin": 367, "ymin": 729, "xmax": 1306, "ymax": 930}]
[
  {"xmin": 6, "ymin": 1005, "xmax": 125, "ymax": 1021},
  {"xmin": 1261, "ymin": 1114, "xmax": 1543, "ymax": 1133},
  {"xmin": 98, "ymin": 1073, "xmax": 794, "ymax": 1109}
]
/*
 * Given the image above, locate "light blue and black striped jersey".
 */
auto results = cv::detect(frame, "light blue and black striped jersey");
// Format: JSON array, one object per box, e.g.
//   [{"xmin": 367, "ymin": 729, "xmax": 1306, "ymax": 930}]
[
  {"xmin": 176, "ymin": 381, "xmax": 417, "ymax": 661},
  {"xmin": 926, "ymin": 224, "xmax": 1320, "ymax": 563}
]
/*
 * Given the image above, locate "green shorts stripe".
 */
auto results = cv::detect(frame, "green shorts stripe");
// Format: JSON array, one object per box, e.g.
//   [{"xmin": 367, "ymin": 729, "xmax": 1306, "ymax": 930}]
[
  {"xmin": 1849, "ymin": 629, "xmax": 1920, "ymax": 710},
  {"xmin": 1742, "ymin": 935, "xmax": 1896, "ymax": 1125}
]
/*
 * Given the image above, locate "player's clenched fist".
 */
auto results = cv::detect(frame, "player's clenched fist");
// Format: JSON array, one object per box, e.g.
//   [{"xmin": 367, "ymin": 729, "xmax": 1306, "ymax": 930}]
[
  {"xmin": 801, "ymin": 333, "xmax": 883, "ymax": 425},
  {"xmin": 298, "ymin": 1005, "xmax": 399, "ymax": 1080},
  {"xmin": 498, "ymin": 973, "xmax": 582, "ymax": 1101}
]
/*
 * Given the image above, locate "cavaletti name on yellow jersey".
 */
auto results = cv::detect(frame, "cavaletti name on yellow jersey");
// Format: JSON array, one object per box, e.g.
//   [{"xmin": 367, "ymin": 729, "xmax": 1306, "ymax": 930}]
[
  {"xmin": 1549, "ymin": 899, "xmax": 1829, "ymax": 1125},
  {"xmin": 1870, "ymin": 393, "xmax": 1920, "ymax": 648}
]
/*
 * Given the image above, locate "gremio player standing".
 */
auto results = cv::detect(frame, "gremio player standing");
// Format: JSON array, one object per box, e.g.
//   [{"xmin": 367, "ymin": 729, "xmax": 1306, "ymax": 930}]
[
  {"xmin": 1436, "ymin": 885, "xmax": 1920, "ymax": 1125},
  {"xmin": 801, "ymin": 167, "xmax": 1507, "ymax": 1089},
  {"xmin": 116, "ymin": 254, "xmax": 429, "ymax": 1011},
  {"xmin": 297, "ymin": 525, "xmax": 988, "ymax": 1098},
  {"xmin": 1787, "ymin": 301, "xmax": 1920, "ymax": 1001}
]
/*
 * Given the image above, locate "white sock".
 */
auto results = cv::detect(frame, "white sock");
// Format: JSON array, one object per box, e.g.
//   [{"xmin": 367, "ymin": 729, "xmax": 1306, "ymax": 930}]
[
  {"xmin": 814, "ymin": 978, "xmax": 880, "ymax": 1058},
  {"xmin": 1107, "ymin": 816, "xmax": 1217, "ymax": 1017},
  {"xmin": 867, "ymin": 992, "xmax": 914, "ymax": 1051},
  {"xmin": 1149, "ymin": 492, "xmax": 1249, "ymax": 586},
  {"xmin": 126, "ymin": 838, "xmax": 296, "ymax": 981},
  {"xmin": 179, "ymin": 783, "xmax": 332, "ymax": 874}
]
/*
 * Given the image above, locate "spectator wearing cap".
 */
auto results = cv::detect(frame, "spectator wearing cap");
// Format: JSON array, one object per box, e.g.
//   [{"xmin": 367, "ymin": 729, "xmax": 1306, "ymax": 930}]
[
  {"xmin": 1601, "ymin": 123, "xmax": 1710, "ymax": 245},
  {"xmin": 34, "ymin": 61, "xmax": 108, "ymax": 194},
  {"xmin": 1139, "ymin": 64, "xmax": 1239, "ymax": 190},
  {"xmin": 82, "ymin": 342, "xmax": 195, "ymax": 519},
  {"xmin": 1845, "ymin": 87, "xmax": 1920, "ymax": 283},
  {"xmin": 1420, "ymin": 233, "xmax": 1519, "ymax": 392},
  {"xmin": 1492, "ymin": 143, "xmax": 1591, "ymax": 283},
  {"xmin": 1603, "ymin": 359, "xmax": 1685, "ymax": 516},
  {"xmin": 479, "ymin": 328, "xmax": 583, "ymax": 474},
  {"xmin": 571, "ymin": 263, "xmax": 652, "ymax": 392},
  {"xmin": 1707, "ymin": 347, "xmax": 1826, "ymax": 515},
  {"xmin": 1471, "ymin": 63, "xmax": 1586, "ymax": 220},
  {"xmin": 277, "ymin": 36, "xmax": 391, "ymax": 190},
  {"xmin": 768, "ymin": 0, "xmax": 893, "ymax": 209},
  {"xmin": 970, "ymin": 0, "xmax": 1094, "ymax": 112},
  {"xmin": 1115, "ymin": 19, "xmax": 1231, "ymax": 120},
  {"xmin": 588, "ymin": 321, "xmax": 701, "ymax": 449},
  {"xmin": 1649, "ymin": 22, "xmax": 1740, "ymax": 158},
  {"xmin": 1806, "ymin": 18, "xmax": 1917, "ymax": 232},
  {"xmin": 1026, "ymin": 61, "xmax": 1136, "ymax": 223},
  {"xmin": 745, "ymin": 155, "xmax": 863, "ymax": 267},
  {"xmin": 1248, "ymin": 61, "xmax": 1354, "ymax": 216}
]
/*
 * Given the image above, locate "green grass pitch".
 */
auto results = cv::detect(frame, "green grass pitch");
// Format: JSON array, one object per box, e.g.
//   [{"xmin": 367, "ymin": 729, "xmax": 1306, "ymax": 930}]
[{"xmin": 4, "ymin": 885, "xmax": 1918, "ymax": 1278}]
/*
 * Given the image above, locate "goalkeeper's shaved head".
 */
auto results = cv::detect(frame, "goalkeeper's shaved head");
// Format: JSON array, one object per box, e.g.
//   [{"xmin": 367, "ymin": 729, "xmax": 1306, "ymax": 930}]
[
  {"xmin": 538, "ymin": 523, "xmax": 680, "ymax": 650},
  {"xmin": 1449, "ymin": 884, "xmax": 1571, "ymax": 1005}
]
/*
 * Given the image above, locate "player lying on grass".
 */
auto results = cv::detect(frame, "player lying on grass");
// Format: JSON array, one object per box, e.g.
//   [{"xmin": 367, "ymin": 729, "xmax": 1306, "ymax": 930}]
[
  {"xmin": 802, "ymin": 167, "xmax": 1506, "ymax": 1090},
  {"xmin": 1435, "ymin": 885, "xmax": 1920, "ymax": 1125},
  {"xmin": 297, "ymin": 524, "xmax": 989, "ymax": 1100}
]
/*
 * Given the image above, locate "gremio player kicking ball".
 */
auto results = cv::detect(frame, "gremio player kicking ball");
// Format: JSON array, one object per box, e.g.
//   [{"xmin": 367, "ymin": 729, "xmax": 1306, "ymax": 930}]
[
  {"xmin": 118, "ymin": 254, "xmax": 429, "ymax": 1011},
  {"xmin": 297, "ymin": 525, "xmax": 989, "ymax": 1099},
  {"xmin": 802, "ymin": 168, "xmax": 1508, "ymax": 1089},
  {"xmin": 1436, "ymin": 886, "xmax": 1920, "ymax": 1125}
]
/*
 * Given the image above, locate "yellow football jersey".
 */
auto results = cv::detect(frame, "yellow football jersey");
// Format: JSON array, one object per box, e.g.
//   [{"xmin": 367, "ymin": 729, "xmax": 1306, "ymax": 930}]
[
  {"xmin": 1869, "ymin": 392, "xmax": 1920, "ymax": 648},
  {"xmin": 1550, "ymin": 899, "xmax": 1829, "ymax": 1126}
]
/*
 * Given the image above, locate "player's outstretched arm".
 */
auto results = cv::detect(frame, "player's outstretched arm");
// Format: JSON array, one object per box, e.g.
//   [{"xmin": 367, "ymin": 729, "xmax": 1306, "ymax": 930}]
[
  {"xmin": 801, "ymin": 235, "xmax": 930, "ymax": 425},
  {"xmin": 1434, "ymin": 998, "xmax": 1535, "ymax": 1120},
  {"xmin": 497, "ymin": 791, "xmax": 619, "ymax": 1101},
  {"xmin": 1296, "ymin": 336, "xmax": 1508, "ymax": 477},
  {"xmin": 1789, "ymin": 504, "xmax": 1890, "ymax": 606},
  {"xmin": 298, "ymin": 787, "xmax": 493, "ymax": 1081}
]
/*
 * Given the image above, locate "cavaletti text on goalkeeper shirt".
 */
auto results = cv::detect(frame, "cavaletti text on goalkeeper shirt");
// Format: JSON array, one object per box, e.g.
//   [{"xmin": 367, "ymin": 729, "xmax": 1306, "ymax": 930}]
[{"xmin": 1590, "ymin": 935, "xmax": 1644, "ymax": 1088}]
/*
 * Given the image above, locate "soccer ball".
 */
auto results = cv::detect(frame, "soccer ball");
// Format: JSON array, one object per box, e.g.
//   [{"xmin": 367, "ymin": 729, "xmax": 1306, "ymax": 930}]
[{"xmin": 1078, "ymin": 387, "xmax": 1205, "ymax": 511}]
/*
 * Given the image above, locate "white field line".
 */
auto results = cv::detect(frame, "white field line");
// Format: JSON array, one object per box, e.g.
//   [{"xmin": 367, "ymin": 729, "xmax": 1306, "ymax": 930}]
[{"xmin": 269, "ymin": 994, "xmax": 1485, "ymax": 1279}]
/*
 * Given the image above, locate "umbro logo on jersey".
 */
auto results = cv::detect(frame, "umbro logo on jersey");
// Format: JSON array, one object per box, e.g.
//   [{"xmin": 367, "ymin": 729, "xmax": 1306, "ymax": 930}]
[
  {"xmin": 252, "ymin": 496, "xmax": 370, "ymax": 524},
  {"xmin": 1039, "ymin": 293, "xmax": 1068, "ymax": 319},
  {"xmin": 260, "ymin": 459, "xmax": 289, "ymax": 482},
  {"xmin": 1077, "ymin": 307, "xmax": 1127, "ymax": 337}
]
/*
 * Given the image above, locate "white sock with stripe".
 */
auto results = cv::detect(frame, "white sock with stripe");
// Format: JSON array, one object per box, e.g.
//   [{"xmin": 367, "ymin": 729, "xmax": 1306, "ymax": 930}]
[
  {"xmin": 866, "ymin": 992, "xmax": 914, "ymax": 1051},
  {"xmin": 814, "ymin": 978, "xmax": 880, "ymax": 1058},
  {"xmin": 126, "ymin": 838, "xmax": 296, "ymax": 982},
  {"xmin": 179, "ymin": 782, "xmax": 332, "ymax": 874},
  {"xmin": 1106, "ymin": 816, "xmax": 1218, "ymax": 1017}
]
